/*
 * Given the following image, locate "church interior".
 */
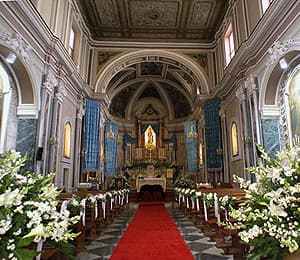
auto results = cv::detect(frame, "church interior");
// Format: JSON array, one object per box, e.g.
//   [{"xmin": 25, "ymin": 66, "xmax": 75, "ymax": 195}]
[{"xmin": 0, "ymin": 0, "xmax": 300, "ymax": 259}]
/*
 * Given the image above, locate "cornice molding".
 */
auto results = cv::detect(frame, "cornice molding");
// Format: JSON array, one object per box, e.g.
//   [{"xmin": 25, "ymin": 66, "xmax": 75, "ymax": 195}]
[
  {"xmin": 261, "ymin": 105, "xmax": 281, "ymax": 119},
  {"xmin": 89, "ymin": 40, "xmax": 215, "ymax": 50}
]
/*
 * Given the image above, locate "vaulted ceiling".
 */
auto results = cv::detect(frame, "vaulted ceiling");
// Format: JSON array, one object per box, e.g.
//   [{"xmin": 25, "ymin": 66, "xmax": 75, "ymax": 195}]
[
  {"xmin": 96, "ymin": 50, "xmax": 210, "ymax": 122},
  {"xmin": 107, "ymin": 62, "xmax": 194, "ymax": 121},
  {"xmin": 78, "ymin": 0, "xmax": 228, "ymax": 122},
  {"xmin": 77, "ymin": 0, "xmax": 228, "ymax": 42}
]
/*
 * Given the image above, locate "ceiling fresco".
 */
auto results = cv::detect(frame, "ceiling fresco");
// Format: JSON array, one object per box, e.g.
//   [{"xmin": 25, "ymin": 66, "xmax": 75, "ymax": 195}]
[
  {"xmin": 77, "ymin": 0, "xmax": 228, "ymax": 41},
  {"xmin": 140, "ymin": 62, "xmax": 164, "ymax": 76},
  {"xmin": 108, "ymin": 61, "xmax": 195, "ymax": 121},
  {"xmin": 97, "ymin": 51, "xmax": 120, "ymax": 72},
  {"xmin": 139, "ymin": 83, "xmax": 162, "ymax": 100},
  {"xmin": 109, "ymin": 82, "xmax": 141, "ymax": 118},
  {"xmin": 161, "ymin": 82, "xmax": 191, "ymax": 118}
]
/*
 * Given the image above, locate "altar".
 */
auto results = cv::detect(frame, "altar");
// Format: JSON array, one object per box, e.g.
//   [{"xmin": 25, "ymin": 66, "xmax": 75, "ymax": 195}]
[{"xmin": 136, "ymin": 177, "xmax": 166, "ymax": 192}]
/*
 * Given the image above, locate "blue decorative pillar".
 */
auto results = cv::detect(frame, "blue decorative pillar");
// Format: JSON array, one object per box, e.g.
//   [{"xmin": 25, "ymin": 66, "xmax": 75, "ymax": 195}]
[
  {"xmin": 83, "ymin": 99, "xmax": 101, "ymax": 171},
  {"xmin": 104, "ymin": 121, "xmax": 118, "ymax": 176},
  {"xmin": 261, "ymin": 119, "xmax": 280, "ymax": 159},
  {"xmin": 16, "ymin": 119, "xmax": 38, "ymax": 171},
  {"xmin": 184, "ymin": 120, "xmax": 199, "ymax": 173},
  {"xmin": 204, "ymin": 99, "xmax": 222, "ymax": 171}
]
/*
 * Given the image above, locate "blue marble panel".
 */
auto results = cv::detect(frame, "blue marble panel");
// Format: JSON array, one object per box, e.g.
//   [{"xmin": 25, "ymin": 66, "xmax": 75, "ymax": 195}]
[
  {"xmin": 261, "ymin": 119, "xmax": 280, "ymax": 159},
  {"xmin": 16, "ymin": 119, "xmax": 38, "ymax": 171}
]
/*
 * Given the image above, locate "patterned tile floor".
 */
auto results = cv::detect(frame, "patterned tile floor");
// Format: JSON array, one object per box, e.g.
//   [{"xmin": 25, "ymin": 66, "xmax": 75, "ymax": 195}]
[{"xmin": 77, "ymin": 203, "xmax": 235, "ymax": 260}]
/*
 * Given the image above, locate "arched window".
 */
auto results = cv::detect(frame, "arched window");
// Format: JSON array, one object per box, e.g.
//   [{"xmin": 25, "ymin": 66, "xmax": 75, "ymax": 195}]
[
  {"xmin": 224, "ymin": 23, "xmax": 235, "ymax": 65},
  {"xmin": 231, "ymin": 122, "xmax": 239, "ymax": 156},
  {"xmin": 288, "ymin": 68, "xmax": 300, "ymax": 142},
  {"xmin": 63, "ymin": 122, "xmax": 72, "ymax": 158}
]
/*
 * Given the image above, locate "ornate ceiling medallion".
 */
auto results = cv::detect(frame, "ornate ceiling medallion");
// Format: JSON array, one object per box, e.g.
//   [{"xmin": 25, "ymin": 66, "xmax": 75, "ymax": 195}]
[{"xmin": 146, "ymin": 7, "xmax": 164, "ymax": 20}]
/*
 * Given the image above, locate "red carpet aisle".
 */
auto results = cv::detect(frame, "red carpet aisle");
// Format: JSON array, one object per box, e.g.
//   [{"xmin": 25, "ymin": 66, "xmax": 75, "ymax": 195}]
[{"xmin": 110, "ymin": 202, "xmax": 194, "ymax": 260}]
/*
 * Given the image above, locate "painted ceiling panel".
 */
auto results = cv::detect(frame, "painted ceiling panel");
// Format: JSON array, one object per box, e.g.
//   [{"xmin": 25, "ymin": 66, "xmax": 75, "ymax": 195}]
[{"xmin": 77, "ymin": 0, "xmax": 228, "ymax": 41}]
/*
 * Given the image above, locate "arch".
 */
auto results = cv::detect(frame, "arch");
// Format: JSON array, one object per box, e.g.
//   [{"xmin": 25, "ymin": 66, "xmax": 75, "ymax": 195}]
[
  {"xmin": 259, "ymin": 40, "xmax": 300, "ymax": 112},
  {"xmin": 94, "ymin": 50, "xmax": 209, "ymax": 95},
  {"xmin": 0, "ymin": 45, "xmax": 39, "ymax": 118},
  {"xmin": 259, "ymin": 43, "xmax": 300, "ymax": 147}
]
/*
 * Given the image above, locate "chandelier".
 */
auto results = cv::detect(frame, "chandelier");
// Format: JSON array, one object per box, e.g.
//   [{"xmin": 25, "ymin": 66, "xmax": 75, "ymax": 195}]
[
  {"xmin": 187, "ymin": 125, "xmax": 197, "ymax": 138},
  {"xmin": 106, "ymin": 125, "xmax": 115, "ymax": 139}
]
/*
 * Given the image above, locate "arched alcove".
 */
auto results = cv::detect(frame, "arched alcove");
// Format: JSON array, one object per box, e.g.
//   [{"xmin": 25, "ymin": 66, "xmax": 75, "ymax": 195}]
[
  {"xmin": 0, "ymin": 44, "xmax": 39, "ymax": 169},
  {"xmin": 260, "ymin": 49, "xmax": 300, "ymax": 148}
]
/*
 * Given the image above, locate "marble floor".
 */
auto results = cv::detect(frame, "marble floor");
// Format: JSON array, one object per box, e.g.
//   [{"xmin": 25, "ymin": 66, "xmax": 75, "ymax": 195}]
[{"xmin": 77, "ymin": 203, "xmax": 236, "ymax": 260}]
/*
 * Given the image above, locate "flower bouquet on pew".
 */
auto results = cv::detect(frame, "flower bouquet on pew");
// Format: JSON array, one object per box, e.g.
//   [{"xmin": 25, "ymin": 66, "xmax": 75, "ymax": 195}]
[
  {"xmin": 225, "ymin": 145, "xmax": 300, "ymax": 260},
  {"xmin": 174, "ymin": 174, "xmax": 195, "ymax": 189},
  {"xmin": 0, "ymin": 150, "xmax": 80, "ymax": 260}
]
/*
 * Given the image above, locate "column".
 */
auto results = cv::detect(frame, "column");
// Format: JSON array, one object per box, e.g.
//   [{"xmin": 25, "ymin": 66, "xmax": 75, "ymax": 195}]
[
  {"xmin": 38, "ymin": 72, "xmax": 57, "ymax": 175},
  {"xmin": 246, "ymin": 74, "xmax": 260, "ymax": 166},
  {"xmin": 198, "ymin": 112, "xmax": 207, "ymax": 182},
  {"xmin": 159, "ymin": 120, "xmax": 164, "ymax": 147},
  {"xmin": 47, "ymin": 82, "xmax": 66, "ymax": 174},
  {"xmin": 137, "ymin": 120, "xmax": 141, "ymax": 147},
  {"xmin": 236, "ymin": 84, "xmax": 251, "ymax": 180},
  {"xmin": 73, "ymin": 99, "xmax": 84, "ymax": 188},
  {"xmin": 99, "ymin": 116, "xmax": 105, "ymax": 187},
  {"xmin": 219, "ymin": 108, "xmax": 229, "ymax": 182}
]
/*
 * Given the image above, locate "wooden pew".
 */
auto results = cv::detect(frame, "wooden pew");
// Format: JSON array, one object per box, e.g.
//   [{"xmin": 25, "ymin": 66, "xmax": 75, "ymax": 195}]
[{"xmin": 176, "ymin": 187, "xmax": 247, "ymax": 258}]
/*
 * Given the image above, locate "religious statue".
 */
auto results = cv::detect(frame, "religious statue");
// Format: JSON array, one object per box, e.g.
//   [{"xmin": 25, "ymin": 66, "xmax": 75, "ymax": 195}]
[
  {"xmin": 145, "ymin": 125, "xmax": 156, "ymax": 149},
  {"xmin": 148, "ymin": 127, "xmax": 153, "ymax": 144}
]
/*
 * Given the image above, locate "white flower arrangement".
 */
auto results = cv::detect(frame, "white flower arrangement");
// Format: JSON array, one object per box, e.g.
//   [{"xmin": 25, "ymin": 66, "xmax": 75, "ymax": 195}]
[
  {"xmin": 227, "ymin": 145, "xmax": 300, "ymax": 259},
  {"xmin": 195, "ymin": 191, "xmax": 203, "ymax": 199},
  {"xmin": 95, "ymin": 193, "xmax": 107, "ymax": 202},
  {"xmin": 218, "ymin": 195, "xmax": 236, "ymax": 211},
  {"xmin": 184, "ymin": 188, "xmax": 191, "ymax": 195},
  {"xmin": 204, "ymin": 192, "xmax": 215, "ymax": 207},
  {"xmin": 0, "ymin": 150, "xmax": 79, "ymax": 259}
]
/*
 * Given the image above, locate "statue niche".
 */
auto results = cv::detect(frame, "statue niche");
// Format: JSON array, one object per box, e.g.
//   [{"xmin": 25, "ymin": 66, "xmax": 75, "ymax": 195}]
[{"xmin": 133, "ymin": 104, "xmax": 166, "ymax": 161}]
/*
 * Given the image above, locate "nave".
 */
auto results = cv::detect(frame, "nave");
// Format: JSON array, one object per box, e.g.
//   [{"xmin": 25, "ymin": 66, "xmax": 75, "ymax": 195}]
[
  {"xmin": 1, "ymin": 1, "xmax": 300, "ymax": 260},
  {"xmin": 77, "ymin": 202, "xmax": 235, "ymax": 260}
]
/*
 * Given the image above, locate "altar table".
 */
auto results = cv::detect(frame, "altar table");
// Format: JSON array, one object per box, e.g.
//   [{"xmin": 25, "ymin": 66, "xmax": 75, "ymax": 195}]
[{"xmin": 136, "ymin": 178, "xmax": 166, "ymax": 192}]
